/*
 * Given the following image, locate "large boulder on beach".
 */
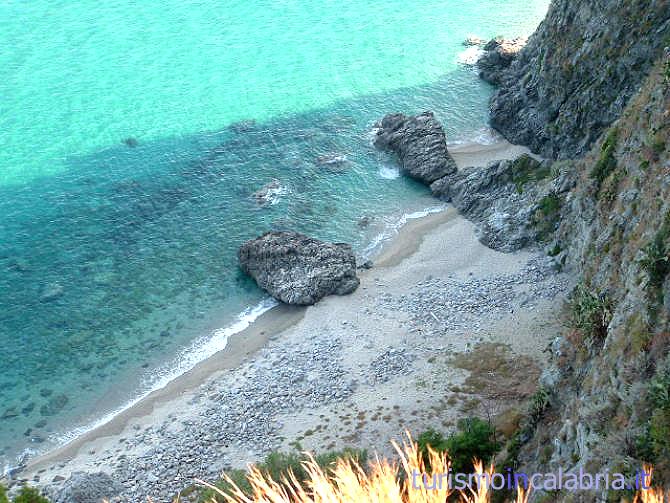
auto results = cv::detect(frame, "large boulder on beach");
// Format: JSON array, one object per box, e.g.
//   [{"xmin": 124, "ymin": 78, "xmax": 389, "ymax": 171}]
[
  {"xmin": 238, "ymin": 231, "xmax": 360, "ymax": 305},
  {"xmin": 54, "ymin": 472, "xmax": 123, "ymax": 503},
  {"xmin": 373, "ymin": 112, "xmax": 457, "ymax": 184}
]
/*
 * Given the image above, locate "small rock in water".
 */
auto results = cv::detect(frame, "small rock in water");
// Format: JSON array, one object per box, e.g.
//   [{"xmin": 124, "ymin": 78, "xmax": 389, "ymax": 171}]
[
  {"xmin": 123, "ymin": 137, "xmax": 139, "ymax": 148},
  {"xmin": 357, "ymin": 215, "xmax": 372, "ymax": 228},
  {"xmin": 463, "ymin": 35, "xmax": 485, "ymax": 46},
  {"xmin": 252, "ymin": 179, "xmax": 285, "ymax": 206},
  {"xmin": 315, "ymin": 153, "xmax": 351, "ymax": 171},
  {"xmin": 39, "ymin": 283, "xmax": 64, "ymax": 302},
  {"xmin": 40, "ymin": 393, "xmax": 69, "ymax": 416},
  {"xmin": 228, "ymin": 119, "xmax": 257, "ymax": 133},
  {"xmin": 1, "ymin": 407, "xmax": 19, "ymax": 420}
]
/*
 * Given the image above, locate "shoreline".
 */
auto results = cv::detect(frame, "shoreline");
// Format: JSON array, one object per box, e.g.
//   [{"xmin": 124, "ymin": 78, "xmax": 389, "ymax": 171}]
[
  {"xmin": 15, "ymin": 137, "xmax": 525, "ymax": 478},
  {"xmin": 19, "ymin": 205, "xmax": 458, "ymax": 481},
  {"xmin": 15, "ymin": 138, "xmax": 567, "ymax": 502}
]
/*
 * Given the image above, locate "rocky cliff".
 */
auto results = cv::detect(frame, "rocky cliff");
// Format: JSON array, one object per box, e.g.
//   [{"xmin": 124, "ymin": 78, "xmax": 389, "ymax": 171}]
[
  {"xmin": 490, "ymin": 0, "xmax": 670, "ymax": 159},
  {"xmin": 485, "ymin": 1, "xmax": 670, "ymax": 498},
  {"xmin": 516, "ymin": 53, "xmax": 670, "ymax": 499}
]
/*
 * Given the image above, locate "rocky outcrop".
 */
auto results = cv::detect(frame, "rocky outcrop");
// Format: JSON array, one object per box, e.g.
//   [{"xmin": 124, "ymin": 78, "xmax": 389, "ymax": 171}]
[
  {"xmin": 238, "ymin": 231, "xmax": 359, "ymax": 305},
  {"xmin": 476, "ymin": 37, "xmax": 527, "ymax": 86},
  {"xmin": 373, "ymin": 112, "xmax": 457, "ymax": 184},
  {"xmin": 54, "ymin": 472, "xmax": 123, "ymax": 503},
  {"xmin": 489, "ymin": 0, "xmax": 670, "ymax": 159},
  {"xmin": 431, "ymin": 154, "xmax": 572, "ymax": 252}
]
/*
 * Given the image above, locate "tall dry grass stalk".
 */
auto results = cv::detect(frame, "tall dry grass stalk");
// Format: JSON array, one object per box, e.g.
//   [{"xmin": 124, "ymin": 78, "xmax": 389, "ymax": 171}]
[
  {"xmin": 633, "ymin": 466, "xmax": 669, "ymax": 503},
  {"xmin": 196, "ymin": 432, "xmax": 518, "ymax": 503},
  {"xmin": 167, "ymin": 436, "xmax": 665, "ymax": 503}
]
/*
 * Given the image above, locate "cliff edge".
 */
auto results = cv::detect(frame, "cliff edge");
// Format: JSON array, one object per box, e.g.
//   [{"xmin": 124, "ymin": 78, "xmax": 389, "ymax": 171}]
[{"xmin": 490, "ymin": 0, "xmax": 670, "ymax": 159}]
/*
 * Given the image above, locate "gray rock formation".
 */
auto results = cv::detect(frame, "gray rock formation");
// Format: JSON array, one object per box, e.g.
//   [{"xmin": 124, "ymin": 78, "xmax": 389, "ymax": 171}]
[
  {"xmin": 54, "ymin": 472, "xmax": 123, "ymax": 503},
  {"xmin": 488, "ymin": 0, "xmax": 670, "ymax": 159},
  {"xmin": 476, "ymin": 36, "xmax": 527, "ymax": 85},
  {"xmin": 373, "ymin": 112, "xmax": 457, "ymax": 184},
  {"xmin": 431, "ymin": 154, "xmax": 572, "ymax": 252},
  {"xmin": 238, "ymin": 231, "xmax": 360, "ymax": 305}
]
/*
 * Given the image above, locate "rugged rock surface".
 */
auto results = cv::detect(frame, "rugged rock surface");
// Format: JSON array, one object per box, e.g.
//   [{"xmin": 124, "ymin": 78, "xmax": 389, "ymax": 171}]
[
  {"xmin": 489, "ymin": 0, "xmax": 670, "ymax": 159},
  {"xmin": 373, "ymin": 112, "xmax": 457, "ymax": 184},
  {"xmin": 508, "ymin": 54, "xmax": 670, "ymax": 498},
  {"xmin": 55, "ymin": 472, "xmax": 123, "ymax": 503},
  {"xmin": 476, "ymin": 36, "xmax": 527, "ymax": 86},
  {"xmin": 431, "ymin": 154, "xmax": 572, "ymax": 252},
  {"xmin": 238, "ymin": 231, "xmax": 359, "ymax": 305}
]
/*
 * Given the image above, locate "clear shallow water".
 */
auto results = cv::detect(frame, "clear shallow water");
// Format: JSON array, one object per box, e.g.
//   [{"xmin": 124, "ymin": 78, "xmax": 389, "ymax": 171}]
[{"xmin": 0, "ymin": 0, "xmax": 548, "ymax": 470}]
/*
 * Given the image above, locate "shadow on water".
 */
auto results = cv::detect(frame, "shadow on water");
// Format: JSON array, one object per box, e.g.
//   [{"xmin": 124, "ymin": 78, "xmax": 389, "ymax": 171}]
[{"xmin": 0, "ymin": 68, "xmax": 491, "ymax": 465}]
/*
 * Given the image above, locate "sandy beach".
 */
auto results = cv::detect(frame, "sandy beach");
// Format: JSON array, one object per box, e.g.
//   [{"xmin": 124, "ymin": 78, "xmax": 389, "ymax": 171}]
[{"xmin": 15, "ymin": 139, "xmax": 573, "ymax": 502}]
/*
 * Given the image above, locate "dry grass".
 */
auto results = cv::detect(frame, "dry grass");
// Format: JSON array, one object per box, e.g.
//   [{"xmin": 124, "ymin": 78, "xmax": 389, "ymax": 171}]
[
  {"xmin": 136, "ymin": 441, "xmax": 667, "ymax": 503},
  {"xmin": 192, "ymin": 433, "xmax": 526, "ymax": 503}
]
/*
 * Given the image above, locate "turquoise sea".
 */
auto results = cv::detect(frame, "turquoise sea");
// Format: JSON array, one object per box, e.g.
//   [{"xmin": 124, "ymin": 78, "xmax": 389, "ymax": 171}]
[{"xmin": 0, "ymin": 0, "xmax": 549, "ymax": 471}]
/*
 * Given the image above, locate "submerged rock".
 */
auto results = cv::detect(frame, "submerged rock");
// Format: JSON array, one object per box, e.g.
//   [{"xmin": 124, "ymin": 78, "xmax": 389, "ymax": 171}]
[
  {"xmin": 477, "ymin": 36, "xmax": 527, "ymax": 85},
  {"xmin": 252, "ymin": 179, "xmax": 285, "ymax": 206},
  {"xmin": 123, "ymin": 137, "xmax": 139, "ymax": 148},
  {"xmin": 39, "ymin": 283, "xmax": 64, "ymax": 303},
  {"xmin": 228, "ymin": 119, "xmax": 257, "ymax": 133},
  {"xmin": 315, "ymin": 153, "xmax": 351, "ymax": 172},
  {"xmin": 1, "ymin": 407, "xmax": 19, "ymax": 420},
  {"xmin": 238, "ymin": 231, "xmax": 360, "ymax": 305},
  {"xmin": 373, "ymin": 112, "xmax": 457, "ymax": 184},
  {"xmin": 463, "ymin": 35, "xmax": 485, "ymax": 46},
  {"xmin": 55, "ymin": 472, "xmax": 124, "ymax": 503},
  {"xmin": 40, "ymin": 393, "xmax": 68, "ymax": 416}
]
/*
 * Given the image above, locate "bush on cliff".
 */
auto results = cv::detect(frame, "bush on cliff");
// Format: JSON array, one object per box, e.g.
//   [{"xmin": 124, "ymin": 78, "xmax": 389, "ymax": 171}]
[
  {"xmin": 568, "ymin": 283, "xmax": 612, "ymax": 343},
  {"xmin": 417, "ymin": 418, "xmax": 500, "ymax": 474},
  {"xmin": 590, "ymin": 128, "xmax": 619, "ymax": 191}
]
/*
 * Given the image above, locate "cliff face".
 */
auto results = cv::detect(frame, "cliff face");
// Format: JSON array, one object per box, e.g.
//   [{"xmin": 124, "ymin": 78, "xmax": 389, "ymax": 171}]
[
  {"xmin": 513, "ymin": 57, "xmax": 670, "ymax": 498},
  {"xmin": 484, "ymin": 0, "xmax": 670, "ymax": 497},
  {"xmin": 490, "ymin": 0, "xmax": 670, "ymax": 159}
]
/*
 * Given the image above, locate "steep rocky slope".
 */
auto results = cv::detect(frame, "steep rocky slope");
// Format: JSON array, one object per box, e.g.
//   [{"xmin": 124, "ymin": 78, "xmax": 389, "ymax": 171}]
[
  {"xmin": 479, "ymin": 20, "xmax": 670, "ymax": 503},
  {"xmin": 513, "ymin": 54, "xmax": 670, "ymax": 499},
  {"xmin": 490, "ymin": 0, "xmax": 670, "ymax": 159}
]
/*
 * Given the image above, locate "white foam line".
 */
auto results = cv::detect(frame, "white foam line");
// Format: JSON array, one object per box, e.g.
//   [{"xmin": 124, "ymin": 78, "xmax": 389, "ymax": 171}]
[
  {"xmin": 362, "ymin": 204, "xmax": 449, "ymax": 259},
  {"xmin": 15, "ymin": 297, "xmax": 278, "ymax": 469}
]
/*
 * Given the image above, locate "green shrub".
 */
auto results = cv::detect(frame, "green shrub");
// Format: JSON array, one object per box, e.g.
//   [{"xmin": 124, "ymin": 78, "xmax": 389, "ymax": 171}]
[
  {"xmin": 199, "ymin": 447, "xmax": 367, "ymax": 502},
  {"xmin": 568, "ymin": 284, "xmax": 612, "ymax": 342},
  {"xmin": 0, "ymin": 485, "xmax": 8, "ymax": 503},
  {"xmin": 510, "ymin": 154, "xmax": 550, "ymax": 194},
  {"xmin": 637, "ymin": 356, "xmax": 670, "ymax": 479},
  {"xmin": 528, "ymin": 387, "xmax": 550, "ymax": 427},
  {"xmin": 590, "ymin": 128, "xmax": 619, "ymax": 190},
  {"xmin": 417, "ymin": 419, "xmax": 501, "ymax": 474},
  {"xmin": 446, "ymin": 418, "xmax": 500, "ymax": 473},
  {"xmin": 417, "ymin": 428, "xmax": 449, "ymax": 470},
  {"xmin": 638, "ymin": 212, "xmax": 670, "ymax": 297},
  {"xmin": 533, "ymin": 193, "xmax": 563, "ymax": 242},
  {"xmin": 450, "ymin": 418, "xmax": 501, "ymax": 473},
  {"xmin": 11, "ymin": 487, "xmax": 50, "ymax": 503}
]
